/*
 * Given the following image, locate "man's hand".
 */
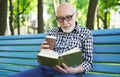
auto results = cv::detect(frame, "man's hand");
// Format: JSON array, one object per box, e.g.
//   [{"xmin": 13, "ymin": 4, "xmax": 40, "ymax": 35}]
[
  {"xmin": 40, "ymin": 41, "xmax": 50, "ymax": 49},
  {"xmin": 53, "ymin": 63, "xmax": 85, "ymax": 74},
  {"xmin": 53, "ymin": 63, "xmax": 77, "ymax": 74}
]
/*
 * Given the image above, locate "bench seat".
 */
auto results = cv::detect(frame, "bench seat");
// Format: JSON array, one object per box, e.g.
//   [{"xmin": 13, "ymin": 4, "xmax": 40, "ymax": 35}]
[
  {"xmin": 85, "ymin": 28, "xmax": 120, "ymax": 77},
  {"xmin": 0, "ymin": 33, "xmax": 46, "ymax": 77},
  {"xmin": 0, "ymin": 29, "xmax": 120, "ymax": 77}
]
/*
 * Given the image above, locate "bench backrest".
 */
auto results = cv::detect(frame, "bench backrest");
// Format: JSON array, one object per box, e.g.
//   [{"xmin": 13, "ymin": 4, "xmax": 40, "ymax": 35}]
[
  {"xmin": 0, "ymin": 33, "xmax": 46, "ymax": 77},
  {"xmin": 0, "ymin": 29, "xmax": 120, "ymax": 77},
  {"xmin": 85, "ymin": 29, "xmax": 120, "ymax": 77}
]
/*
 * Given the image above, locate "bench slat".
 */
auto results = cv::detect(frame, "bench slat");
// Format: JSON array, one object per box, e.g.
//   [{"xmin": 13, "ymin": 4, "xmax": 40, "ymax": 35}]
[
  {"xmin": 92, "ymin": 64, "xmax": 120, "ymax": 73},
  {"xmin": 0, "ymin": 46, "xmax": 40, "ymax": 51},
  {"xmin": 0, "ymin": 70, "xmax": 17, "ymax": 76},
  {"xmin": 0, "ymin": 39, "xmax": 45, "ymax": 45},
  {"xmin": 93, "ymin": 45, "xmax": 120, "ymax": 53},
  {"xmin": 0, "ymin": 64, "xmax": 34, "ymax": 72},
  {"xmin": 85, "ymin": 73, "xmax": 120, "ymax": 77},
  {"xmin": 0, "ymin": 58, "xmax": 38, "ymax": 66},
  {"xmin": 93, "ymin": 36, "xmax": 120, "ymax": 44},
  {"xmin": 0, "ymin": 52, "xmax": 38, "ymax": 58},
  {"xmin": 93, "ymin": 54, "xmax": 120, "ymax": 62},
  {"xmin": 92, "ymin": 28, "xmax": 120, "ymax": 36},
  {"xmin": 0, "ymin": 75, "xmax": 9, "ymax": 77},
  {"xmin": 0, "ymin": 33, "xmax": 46, "ymax": 40}
]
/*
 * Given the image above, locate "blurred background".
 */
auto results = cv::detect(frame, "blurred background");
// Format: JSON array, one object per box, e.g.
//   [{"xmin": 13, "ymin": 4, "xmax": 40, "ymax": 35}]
[{"xmin": 0, "ymin": 0, "xmax": 120, "ymax": 36}]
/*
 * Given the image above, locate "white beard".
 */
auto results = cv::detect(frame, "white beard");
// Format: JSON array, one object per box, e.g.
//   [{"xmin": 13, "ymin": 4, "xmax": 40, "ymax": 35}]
[{"xmin": 62, "ymin": 24, "xmax": 75, "ymax": 33}]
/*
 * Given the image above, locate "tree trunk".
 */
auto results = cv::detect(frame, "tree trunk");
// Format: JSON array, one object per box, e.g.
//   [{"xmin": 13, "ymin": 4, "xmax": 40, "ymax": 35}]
[
  {"xmin": 97, "ymin": 10, "xmax": 100, "ymax": 29},
  {"xmin": 59, "ymin": 0, "xmax": 62, "ymax": 4},
  {"xmin": 38, "ymin": 0, "xmax": 44, "ymax": 33},
  {"xmin": 97, "ymin": 12, "xmax": 109, "ymax": 29},
  {"xmin": 0, "ymin": 0, "xmax": 7, "ymax": 35},
  {"xmin": 17, "ymin": 0, "xmax": 20, "ymax": 35},
  {"xmin": 86, "ymin": 0, "xmax": 98, "ymax": 30},
  {"xmin": 52, "ymin": 0, "xmax": 57, "ymax": 15},
  {"xmin": 65, "ymin": 0, "xmax": 68, "ymax": 2},
  {"xmin": 104, "ymin": 12, "xmax": 108, "ymax": 29},
  {"xmin": 52, "ymin": 0, "xmax": 57, "ymax": 27},
  {"xmin": 9, "ymin": 0, "xmax": 14, "ymax": 35}
]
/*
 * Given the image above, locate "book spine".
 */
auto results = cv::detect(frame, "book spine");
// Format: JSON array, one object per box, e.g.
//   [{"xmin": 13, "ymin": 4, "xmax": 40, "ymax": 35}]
[
  {"xmin": 37, "ymin": 56, "xmax": 41, "ymax": 63},
  {"xmin": 58, "ymin": 56, "xmax": 65, "ymax": 65}
]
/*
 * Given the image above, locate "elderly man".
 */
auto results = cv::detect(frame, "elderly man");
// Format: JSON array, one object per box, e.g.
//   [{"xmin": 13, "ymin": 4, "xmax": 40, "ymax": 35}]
[{"xmin": 10, "ymin": 2, "xmax": 93, "ymax": 77}]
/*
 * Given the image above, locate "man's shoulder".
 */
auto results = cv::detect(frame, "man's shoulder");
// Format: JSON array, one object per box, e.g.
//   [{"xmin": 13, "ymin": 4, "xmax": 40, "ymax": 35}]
[
  {"xmin": 77, "ymin": 25, "xmax": 92, "ymax": 35},
  {"xmin": 48, "ymin": 27, "xmax": 60, "ymax": 35},
  {"xmin": 49, "ymin": 27, "xmax": 59, "ymax": 32},
  {"xmin": 76, "ymin": 25, "xmax": 93, "ymax": 42}
]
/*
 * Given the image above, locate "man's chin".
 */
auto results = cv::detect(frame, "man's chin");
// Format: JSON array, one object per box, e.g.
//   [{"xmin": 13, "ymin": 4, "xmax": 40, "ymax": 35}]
[{"xmin": 62, "ymin": 28, "xmax": 73, "ymax": 33}]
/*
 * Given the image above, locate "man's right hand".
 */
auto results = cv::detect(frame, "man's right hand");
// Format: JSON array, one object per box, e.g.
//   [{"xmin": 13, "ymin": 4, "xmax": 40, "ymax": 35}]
[{"xmin": 40, "ymin": 41, "xmax": 50, "ymax": 50}]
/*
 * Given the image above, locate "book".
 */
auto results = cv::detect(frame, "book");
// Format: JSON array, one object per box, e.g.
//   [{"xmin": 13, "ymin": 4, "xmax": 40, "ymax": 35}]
[{"xmin": 37, "ymin": 47, "xmax": 82, "ymax": 67}]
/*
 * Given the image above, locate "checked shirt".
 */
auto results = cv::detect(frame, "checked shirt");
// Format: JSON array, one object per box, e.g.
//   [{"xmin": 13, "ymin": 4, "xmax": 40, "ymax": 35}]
[{"xmin": 47, "ymin": 23, "xmax": 93, "ymax": 73}]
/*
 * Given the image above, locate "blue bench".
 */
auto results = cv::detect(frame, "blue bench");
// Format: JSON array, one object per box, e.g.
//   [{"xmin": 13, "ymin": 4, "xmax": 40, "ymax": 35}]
[{"xmin": 0, "ymin": 29, "xmax": 120, "ymax": 77}]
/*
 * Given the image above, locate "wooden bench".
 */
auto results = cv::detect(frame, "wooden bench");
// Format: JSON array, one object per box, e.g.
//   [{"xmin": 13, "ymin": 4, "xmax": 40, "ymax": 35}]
[
  {"xmin": 85, "ymin": 28, "xmax": 120, "ymax": 77},
  {"xmin": 0, "ymin": 29, "xmax": 120, "ymax": 77},
  {"xmin": 0, "ymin": 33, "xmax": 46, "ymax": 77}
]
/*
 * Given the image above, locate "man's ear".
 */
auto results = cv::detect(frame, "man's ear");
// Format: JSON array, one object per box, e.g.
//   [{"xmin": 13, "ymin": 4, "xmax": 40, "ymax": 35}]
[{"xmin": 75, "ymin": 12, "xmax": 78, "ymax": 18}]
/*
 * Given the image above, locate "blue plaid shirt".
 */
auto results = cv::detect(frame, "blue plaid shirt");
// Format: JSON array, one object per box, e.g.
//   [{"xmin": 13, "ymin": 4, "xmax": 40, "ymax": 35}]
[{"xmin": 47, "ymin": 22, "xmax": 93, "ymax": 73}]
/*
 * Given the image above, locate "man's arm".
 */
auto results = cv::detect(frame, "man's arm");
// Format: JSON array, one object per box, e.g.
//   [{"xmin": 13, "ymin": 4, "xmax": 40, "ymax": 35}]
[{"xmin": 81, "ymin": 32, "xmax": 93, "ymax": 73}]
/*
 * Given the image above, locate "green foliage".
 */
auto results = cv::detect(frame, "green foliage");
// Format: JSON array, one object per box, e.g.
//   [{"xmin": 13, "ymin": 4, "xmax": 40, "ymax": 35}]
[
  {"xmin": 98, "ymin": 0, "xmax": 119, "ymax": 17},
  {"xmin": 97, "ymin": 0, "xmax": 120, "ymax": 29},
  {"xmin": 12, "ymin": 0, "xmax": 37, "ymax": 28},
  {"xmin": 9, "ymin": 0, "xmax": 120, "ymax": 33},
  {"xmin": 71, "ymin": 0, "xmax": 89, "ymax": 26},
  {"xmin": 43, "ymin": 0, "xmax": 57, "ymax": 31}
]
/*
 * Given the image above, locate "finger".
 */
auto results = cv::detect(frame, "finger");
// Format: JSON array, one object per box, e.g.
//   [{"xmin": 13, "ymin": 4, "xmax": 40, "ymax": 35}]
[
  {"xmin": 40, "ymin": 41, "xmax": 49, "ymax": 49},
  {"xmin": 53, "ymin": 65, "xmax": 62, "ymax": 73},
  {"xmin": 42, "ymin": 41, "xmax": 48, "ymax": 45},
  {"xmin": 41, "ymin": 45, "xmax": 49, "ymax": 49},
  {"xmin": 61, "ymin": 63, "xmax": 68, "ymax": 70},
  {"xmin": 53, "ymin": 66, "xmax": 59, "ymax": 72},
  {"xmin": 61, "ymin": 63, "xmax": 76, "ymax": 74},
  {"xmin": 53, "ymin": 65, "xmax": 67, "ymax": 73}
]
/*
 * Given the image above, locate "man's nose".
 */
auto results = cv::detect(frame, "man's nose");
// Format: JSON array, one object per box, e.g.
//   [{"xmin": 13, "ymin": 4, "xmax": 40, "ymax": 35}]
[{"xmin": 63, "ymin": 19, "xmax": 68, "ymax": 24}]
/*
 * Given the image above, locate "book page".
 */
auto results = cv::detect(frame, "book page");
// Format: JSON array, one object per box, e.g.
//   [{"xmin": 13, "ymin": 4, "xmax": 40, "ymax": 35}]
[
  {"xmin": 38, "ymin": 49, "xmax": 59, "ymax": 59},
  {"xmin": 61, "ymin": 47, "xmax": 81, "ymax": 56}
]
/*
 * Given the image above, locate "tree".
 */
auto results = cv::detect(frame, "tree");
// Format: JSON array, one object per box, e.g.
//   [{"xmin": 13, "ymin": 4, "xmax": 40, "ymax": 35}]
[
  {"xmin": 16, "ymin": 0, "xmax": 31, "ymax": 34},
  {"xmin": 86, "ymin": 0, "xmax": 98, "ymax": 30},
  {"xmin": 0, "ymin": 0, "xmax": 7, "ymax": 35},
  {"xmin": 17, "ymin": 0, "xmax": 20, "ymax": 34},
  {"xmin": 97, "ymin": 0, "xmax": 109, "ymax": 29},
  {"xmin": 9, "ymin": 0, "xmax": 14, "ymax": 35},
  {"xmin": 38, "ymin": 0, "xmax": 44, "ymax": 33},
  {"xmin": 97, "ymin": 0, "xmax": 120, "ymax": 29}
]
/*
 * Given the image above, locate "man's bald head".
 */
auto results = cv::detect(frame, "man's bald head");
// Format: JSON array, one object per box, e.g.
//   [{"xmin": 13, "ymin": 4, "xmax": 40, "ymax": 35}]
[{"xmin": 56, "ymin": 2, "xmax": 76, "ymax": 16}]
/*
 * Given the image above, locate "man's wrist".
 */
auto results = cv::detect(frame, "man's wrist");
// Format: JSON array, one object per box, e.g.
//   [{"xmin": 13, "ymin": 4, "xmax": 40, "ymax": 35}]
[{"xmin": 74, "ymin": 65, "xmax": 85, "ymax": 73}]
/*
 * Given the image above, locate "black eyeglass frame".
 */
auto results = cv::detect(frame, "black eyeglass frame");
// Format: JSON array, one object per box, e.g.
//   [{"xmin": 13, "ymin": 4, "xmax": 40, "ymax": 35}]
[{"xmin": 56, "ymin": 11, "xmax": 76, "ymax": 22}]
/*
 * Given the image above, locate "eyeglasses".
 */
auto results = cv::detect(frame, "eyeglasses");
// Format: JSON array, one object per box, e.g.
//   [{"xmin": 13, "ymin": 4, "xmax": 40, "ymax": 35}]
[{"xmin": 56, "ymin": 11, "xmax": 76, "ymax": 22}]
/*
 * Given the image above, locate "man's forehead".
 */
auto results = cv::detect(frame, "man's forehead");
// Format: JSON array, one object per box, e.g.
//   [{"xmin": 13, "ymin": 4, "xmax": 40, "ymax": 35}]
[
  {"xmin": 56, "ymin": 3, "xmax": 75, "ymax": 16},
  {"xmin": 57, "ymin": 3, "xmax": 75, "ymax": 12}
]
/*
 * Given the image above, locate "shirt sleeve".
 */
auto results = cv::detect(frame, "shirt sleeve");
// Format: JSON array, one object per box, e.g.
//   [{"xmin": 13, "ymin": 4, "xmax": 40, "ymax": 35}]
[{"xmin": 81, "ymin": 31, "xmax": 93, "ymax": 73}]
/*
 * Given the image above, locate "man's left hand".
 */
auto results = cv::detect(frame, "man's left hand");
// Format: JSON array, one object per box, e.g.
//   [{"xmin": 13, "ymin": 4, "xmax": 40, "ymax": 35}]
[{"xmin": 53, "ymin": 63, "xmax": 77, "ymax": 74}]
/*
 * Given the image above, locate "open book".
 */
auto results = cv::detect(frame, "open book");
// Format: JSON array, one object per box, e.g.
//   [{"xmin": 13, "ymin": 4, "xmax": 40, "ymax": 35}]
[{"xmin": 37, "ymin": 47, "xmax": 82, "ymax": 67}]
